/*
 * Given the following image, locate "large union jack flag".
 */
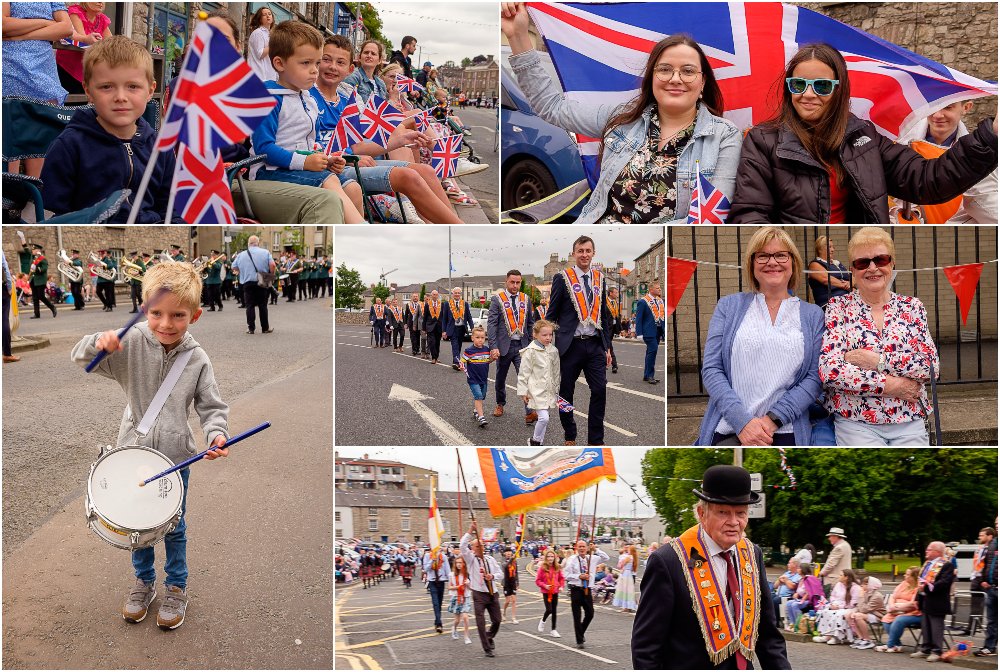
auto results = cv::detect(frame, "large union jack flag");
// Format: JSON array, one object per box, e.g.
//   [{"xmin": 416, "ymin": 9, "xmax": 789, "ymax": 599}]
[
  {"xmin": 158, "ymin": 22, "xmax": 276, "ymax": 154},
  {"xmin": 395, "ymin": 73, "xmax": 426, "ymax": 94},
  {"xmin": 172, "ymin": 145, "xmax": 237, "ymax": 224},
  {"xmin": 325, "ymin": 91, "xmax": 367, "ymax": 153},
  {"xmin": 360, "ymin": 94, "xmax": 406, "ymax": 147},
  {"xmin": 525, "ymin": 2, "xmax": 998, "ymax": 186},
  {"xmin": 430, "ymin": 134, "xmax": 464, "ymax": 178}
]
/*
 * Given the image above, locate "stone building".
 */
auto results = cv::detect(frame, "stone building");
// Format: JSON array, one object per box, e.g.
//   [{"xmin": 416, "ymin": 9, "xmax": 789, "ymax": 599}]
[
  {"xmin": 633, "ymin": 237, "xmax": 665, "ymax": 294},
  {"xmin": 461, "ymin": 56, "xmax": 500, "ymax": 99},
  {"xmin": 666, "ymin": 226, "xmax": 999, "ymax": 373},
  {"xmin": 335, "ymin": 452, "xmax": 437, "ymax": 492},
  {"xmin": 543, "ymin": 253, "xmax": 568, "ymax": 281}
]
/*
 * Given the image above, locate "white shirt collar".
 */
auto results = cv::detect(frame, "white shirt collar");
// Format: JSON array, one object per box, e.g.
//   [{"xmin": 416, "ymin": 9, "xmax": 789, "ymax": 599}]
[{"xmin": 701, "ymin": 526, "xmax": 736, "ymax": 557}]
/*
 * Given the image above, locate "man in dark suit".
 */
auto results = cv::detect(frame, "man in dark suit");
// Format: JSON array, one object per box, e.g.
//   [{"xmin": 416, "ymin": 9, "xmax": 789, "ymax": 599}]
[
  {"xmin": 442, "ymin": 287, "xmax": 475, "ymax": 370},
  {"xmin": 607, "ymin": 286, "xmax": 623, "ymax": 374},
  {"xmin": 545, "ymin": 236, "xmax": 613, "ymax": 445},
  {"xmin": 632, "ymin": 465, "xmax": 790, "ymax": 670},
  {"xmin": 635, "ymin": 281, "xmax": 664, "ymax": 384},
  {"xmin": 423, "ymin": 290, "xmax": 444, "ymax": 363},
  {"xmin": 404, "ymin": 292, "xmax": 423, "ymax": 356},
  {"xmin": 369, "ymin": 297, "xmax": 388, "ymax": 348},
  {"xmin": 913, "ymin": 541, "xmax": 956, "ymax": 661},
  {"xmin": 486, "ymin": 270, "xmax": 536, "ymax": 422}
]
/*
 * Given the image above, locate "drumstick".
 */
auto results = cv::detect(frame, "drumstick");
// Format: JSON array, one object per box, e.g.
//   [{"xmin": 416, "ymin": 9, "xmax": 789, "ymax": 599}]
[
  {"xmin": 138, "ymin": 421, "xmax": 271, "ymax": 486},
  {"xmin": 85, "ymin": 287, "xmax": 170, "ymax": 373}
]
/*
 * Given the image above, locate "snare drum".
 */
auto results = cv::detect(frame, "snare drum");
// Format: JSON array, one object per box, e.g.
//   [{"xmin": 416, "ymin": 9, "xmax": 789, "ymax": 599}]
[
  {"xmin": 278, "ymin": 274, "xmax": 290, "ymax": 280},
  {"xmin": 85, "ymin": 445, "xmax": 184, "ymax": 551}
]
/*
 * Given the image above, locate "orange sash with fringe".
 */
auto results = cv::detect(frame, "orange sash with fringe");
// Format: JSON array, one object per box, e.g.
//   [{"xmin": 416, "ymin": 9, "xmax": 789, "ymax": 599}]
[
  {"xmin": 563, "ymin": 268, "xmax": 602, "ymax": 327},
  {"xmin": 672, "ymin": 525, "xmax": 761, "ymax": 666}
]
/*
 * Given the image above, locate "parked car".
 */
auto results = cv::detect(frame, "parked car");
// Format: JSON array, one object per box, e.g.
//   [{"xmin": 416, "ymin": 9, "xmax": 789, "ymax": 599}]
[
  {"xmin": 467, "ymin": 307, "xmax": 490, "ymax": 340},
  {"xmin": 501, "ymin": 46, "xmax": 587, "ymax": 221},
  {"xmin": 948, "ymin": 543, "xmax": 980, "ymax": 580}
]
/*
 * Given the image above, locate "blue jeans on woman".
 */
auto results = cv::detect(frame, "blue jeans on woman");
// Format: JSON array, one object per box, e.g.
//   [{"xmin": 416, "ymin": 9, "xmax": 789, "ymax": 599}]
[
  {"xmin": 132, "ymin": 468, "xmax": 190, "ymax": 588},
  {"xmin": 786, "ymin": 600, "xmax": 810, "ymax": 628},
  {"xmin": 885, "ymin": 614, "xmax": 922, "ymax": 648}
]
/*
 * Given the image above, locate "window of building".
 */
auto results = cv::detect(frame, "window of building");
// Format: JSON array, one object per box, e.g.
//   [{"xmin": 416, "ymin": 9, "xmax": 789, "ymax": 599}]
[
  {"xmin": 335, "ymin": 511, "xmax": 341, "ymax": 522},
  {"xmin": 401, "ymin": 519, "xmax": 410, "ymax": 532},
  {"xmin": 368, "ymin": 507, "xmax": 378, "ymax": 516},
  {"xmin": 335, "ymin": 528, "xmax": 342, "ymax": 537},
  {"xmin": 400, "ymin": 508, "xmax": 410, "ymax": 517},
  {"xmin": 368, "ymin": 519, "xmax": 378, "ymax": 531}
]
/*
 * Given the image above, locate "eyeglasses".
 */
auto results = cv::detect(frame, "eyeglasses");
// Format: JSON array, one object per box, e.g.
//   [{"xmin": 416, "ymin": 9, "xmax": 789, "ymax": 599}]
[
  {"xmin": 786, "ymin": 77, "xmax": 840, "ymax": 96},
  {"xmin": 654, "ymin": 65, "xmax": 702, "ymax": 83},
  {"xmin": 754, "ymin": 251, "xmax": 791, "ymax": 264},
  {"xmin": 851, "ymin": 254, "xmax": 893, "ymax": 271}
]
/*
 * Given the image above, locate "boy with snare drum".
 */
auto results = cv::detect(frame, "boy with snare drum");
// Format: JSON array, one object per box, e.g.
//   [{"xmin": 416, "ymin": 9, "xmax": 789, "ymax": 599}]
[{"xmin": 71, "ymin": 262, "xmax": 230, "ymax": 630}]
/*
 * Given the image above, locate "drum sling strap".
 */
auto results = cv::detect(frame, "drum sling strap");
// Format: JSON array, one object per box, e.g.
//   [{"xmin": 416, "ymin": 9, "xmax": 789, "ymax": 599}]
[{"xmin": 134, "ymin": 349, "xmax": 195, "ymax": 438}]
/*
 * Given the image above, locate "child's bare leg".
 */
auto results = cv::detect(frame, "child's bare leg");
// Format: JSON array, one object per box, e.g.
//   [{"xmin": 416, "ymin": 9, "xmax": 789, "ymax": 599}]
[
  {"xmin": 474, "ymin": 399, "xmax": 484, "ymax": 417},
  {"xmin": 322, "ymin": 175, "xmax": 365, "ymax": 223},
  {"xmin": 388, "ymin": 168, "xmax": 461, "ymax": 223},
  {"xmin": 24, "ymin": 158, "xmax": 44, "ymax": 179}
]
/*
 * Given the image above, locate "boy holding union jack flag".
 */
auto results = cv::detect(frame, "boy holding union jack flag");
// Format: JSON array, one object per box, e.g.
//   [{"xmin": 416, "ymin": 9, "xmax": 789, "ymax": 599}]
[{"xmin": 42, "ymin": 36, "xmax": 178, "ymax": 223}]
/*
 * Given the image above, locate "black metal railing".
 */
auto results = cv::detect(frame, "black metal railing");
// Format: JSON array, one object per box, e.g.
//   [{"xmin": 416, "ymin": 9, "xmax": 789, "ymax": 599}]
[{"xmin": 667, "ymin": 225, "xmax": 997, "ymax": 398}]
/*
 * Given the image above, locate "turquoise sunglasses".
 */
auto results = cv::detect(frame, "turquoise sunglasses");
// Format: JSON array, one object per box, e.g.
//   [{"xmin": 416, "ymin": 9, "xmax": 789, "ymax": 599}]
[{"xmin": 786, "ymin": 77, "xmax": 840, "ymax": 96}]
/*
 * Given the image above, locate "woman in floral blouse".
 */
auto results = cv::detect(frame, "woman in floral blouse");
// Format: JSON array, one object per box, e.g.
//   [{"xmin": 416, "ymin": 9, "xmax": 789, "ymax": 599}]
[{"xmin": 819, "ymin": 226, "xmax": 939, "ymax": 445}]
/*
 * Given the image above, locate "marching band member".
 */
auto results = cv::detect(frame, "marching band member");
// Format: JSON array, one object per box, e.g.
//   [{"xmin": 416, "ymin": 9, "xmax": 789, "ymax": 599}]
[
  {"xmin": 28, "ymin": 244, "xmax": 57, "ymax": 319},
  {"xmin": 443, "ymin": 287, "xmax": 475, "ymax": 370},
  {"xmin": 125, "ymin": 251, "xmax": 146, "ymax": 314},
  {"xmin": 284, "ymin": 249, "xmax": 302, "ymax": 302},
  {"xmin": 204, "ymin": 250, "xmax": 223, "ymax": 312},
  {"xmin": 635, "ymin": 282, "xmax": 665, "ymax": 385},
  {"xmin": 68, "ymin": 249, "xmax": 86, "ymax": 311},
  {"xmin": 169, "ymin": 244, "xmax": 185, "ymax": 263},
  {"xmin": 94, "ymin": 248, "xmax": 117, "ymax": 312}
]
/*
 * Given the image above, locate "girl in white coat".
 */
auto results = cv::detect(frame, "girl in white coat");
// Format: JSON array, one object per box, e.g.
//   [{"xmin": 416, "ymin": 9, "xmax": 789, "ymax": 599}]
[{"xmin": 517, "ymin": 320, "xmax": 561, "ymax": 445}]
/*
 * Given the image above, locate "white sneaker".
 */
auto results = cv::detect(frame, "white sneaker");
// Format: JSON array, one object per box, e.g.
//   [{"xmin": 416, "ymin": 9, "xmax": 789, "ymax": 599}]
[
  {"xmin": 812, "ymin": 635, "xmax": 829, "ymax": 643},
  {"xmin": 926, "ymin": 653, "xmax": 941, "ymax": 662},
  {"xmin": 512, "ymin": 619, "xmax": 519, "ymax": 624},
  {"xmin": 464, "ymin": 636, "xmax": 472, "ymax": 644},
  {"xmin": 400, "ymin": 198, "xmax": 424, "ymax": 223},
  {"xmin": 551, "ymin": 629, "xmax": 561, "ymax": 638},
  {"xmin": 856, "ymin": 640, "xmax": 876, "ymax": 650},
  {"xmin": 827, "ymin": 637, "xmax": 841, "ymax": 645},
  {"xmin": 453, "ymin": 158, "xmax": 488, "ymax": 177},
  {"xmin": 538, "ymin": 619, "xmax": 545, "ymax": 632},
  {"xmin": 452, "ymin": 627, "xmax": 458, "ymax": 640}
]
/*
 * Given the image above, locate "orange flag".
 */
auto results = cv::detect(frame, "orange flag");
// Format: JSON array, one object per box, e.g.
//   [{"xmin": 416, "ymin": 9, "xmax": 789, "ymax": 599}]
[
  {"xmin": 667, "ymin": 257, "xmax": 698, "ymax": 317},
  {"xmin": 942, "ymin": 263, "xmax": 984, "ymax": 325}
]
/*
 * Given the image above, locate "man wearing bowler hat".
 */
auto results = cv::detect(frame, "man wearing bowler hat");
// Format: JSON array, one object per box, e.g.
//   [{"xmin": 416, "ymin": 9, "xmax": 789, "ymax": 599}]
[
  {"xmin": 819, "ymin": 527, "xmax": 853, "ymax": 597},
  {"xmin": 632, "ymin": 465, "xmax": 790, "ymax": 669}
]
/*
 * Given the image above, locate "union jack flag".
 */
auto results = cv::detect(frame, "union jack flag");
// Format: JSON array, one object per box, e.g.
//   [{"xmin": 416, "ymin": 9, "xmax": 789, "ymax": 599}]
[
  {"xmin": 360, "ymin": 94, "xmax": 406, "ymax": 147},
  {"xmin": 686, "ymin": 163, "xmax": 731, "ymax": 224},
  {"xmin": 59, "ymin": 38, "xmax": 91, "ymax": 49},
  {"xmin": 525, "ymin": 2, "xmax": 999, "ymax": 186},
  {"xmin": 325, "ymin": 90, "xmax": 367, "ymax": 153},
  {"xmin": 430, "ymin": 133, "xmax": 464, "ymax": 178},
  {"xmin": 411, "ymin": 108, "xmax": 433, "ymax": 133},
  {"xmin": 172, "ymin": 145, "xmax": 236, "ymax": 224},
  {"xmin": 556, "ymin": 396, "xmax": 575, "ymax": 413},
  {"xmin": 395, "ymin": 73, "xmax": 425, "ymax": 94},
  {"xmin": 157, "ymin": 22, "xmax": 276, "ymax": 154}
]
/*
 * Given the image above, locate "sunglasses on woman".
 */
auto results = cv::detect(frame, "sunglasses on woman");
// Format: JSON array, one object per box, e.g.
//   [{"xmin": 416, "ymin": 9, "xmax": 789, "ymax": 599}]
[
  {"xmin": 851, "ymin": 254, "xmax": 893, "ymax": 271},
  {"xmin": 785, "ymin": 77, "xmax": 840, "ymax": 96}
]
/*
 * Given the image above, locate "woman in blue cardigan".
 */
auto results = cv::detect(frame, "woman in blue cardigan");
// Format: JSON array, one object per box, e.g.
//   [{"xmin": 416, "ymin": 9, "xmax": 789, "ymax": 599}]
[{"xmin": 697, "ymin": 227, "xmax": 825, "ymax": 446}]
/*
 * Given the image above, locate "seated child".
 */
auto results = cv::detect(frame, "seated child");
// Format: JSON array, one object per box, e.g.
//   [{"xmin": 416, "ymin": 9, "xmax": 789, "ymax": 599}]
[
  {"xmin": 71, "ymin": 261, "xmax": 230, "ymax": 630},
  {"xmin": 310, "ymin": 35, "xmax": 461, "ymax": 223},
  {"xmin": 41, "ymin": 35, "xmax": 175, "ymax": 223},
  {"xmin": 251, "ymin": 20, "xmax": 365, "ymax": 223},
  {"xmin": 460, "ymin": 325, "xmax": 491, "ymax": 428}
]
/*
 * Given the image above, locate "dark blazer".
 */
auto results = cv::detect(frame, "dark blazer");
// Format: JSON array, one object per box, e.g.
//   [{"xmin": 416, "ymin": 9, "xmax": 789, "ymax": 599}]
[
  {"xmin": 546, "ymin": 271, "xmax": 613, "ymax": 355},
  {"xmin": 423, "ymin": 300, "xmax": 444, "ymax": 333},
  {"xmin": 487, "ymin": 292, "xmax": 535, "ymax": 356},
  {"xmin": 369, "ymin": 304, "xmax": 387, "ymax": 323},
  {"xmin": 632, "ymin": 541, "xmax": 790, "ymax": 670},
  {"xmin": 386, "ymin": 307, "xmax": 405, "ymax": 330},
  {"xmin": 442, "ymin": 300, "xmax": 474, "ymax": 338},
  {"xmin": 916, "ymin": 560, "xmax": 955, "ymax": 616},
  {"xmin": 635, "ymin": 297, "xmax": 662, "ymax": 339},
  {"xmin": 404, "ymin": 301, "xmax": 422, "ymax": 330}
]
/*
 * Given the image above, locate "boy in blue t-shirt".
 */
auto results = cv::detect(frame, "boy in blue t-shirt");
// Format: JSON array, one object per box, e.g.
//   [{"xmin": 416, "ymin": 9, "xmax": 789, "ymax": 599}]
[{"xmin": 460, "ymin": 325, "xmax": 491, "ymax": 428}]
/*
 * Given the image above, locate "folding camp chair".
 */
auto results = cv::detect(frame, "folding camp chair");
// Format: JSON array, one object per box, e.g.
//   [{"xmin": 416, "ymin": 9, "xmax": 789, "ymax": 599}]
[{"xmin": 3, "ymin": 96, "xmax": 159, "ymax": 223}]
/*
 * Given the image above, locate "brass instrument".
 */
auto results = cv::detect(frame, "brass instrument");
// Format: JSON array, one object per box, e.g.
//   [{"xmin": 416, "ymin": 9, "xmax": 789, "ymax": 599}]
[
  {"xmin": 198, "ymin": 255, "xmax": 224, "ymax": 280},
  {"xmin": 57, "ymin": 250, "xmax": 83, "ymax": 283},
  {"xmin": 88, "ymin": 252, "xmax": 117, "ymax": 282},
  {"xmin": 120, "ymin": 257, "xmax": 145, "ymax": 282}
]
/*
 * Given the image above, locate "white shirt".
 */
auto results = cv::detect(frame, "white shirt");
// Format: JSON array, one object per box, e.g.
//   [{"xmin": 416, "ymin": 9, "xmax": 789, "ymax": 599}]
[
  {"xmin": 703, "ymin": 531, "xmax": 740, "ymax": 619},
  {"xmin": 716, "ymin": 294, "xmax": 803, "ymax": 434},
  {"xmin": 248, "ymin": 27, "xmax": 277, "ymax": 83},
  {"xmin": 570, "ymin": 266, "xmax": 600, "ymax": 337},
  {"xmin": 459, "ymin": 533, "xmax": 502, "ymax": 594},
  {"xmin": 564, "ymin": 548, "xmax": 610, "ymax": 587}
]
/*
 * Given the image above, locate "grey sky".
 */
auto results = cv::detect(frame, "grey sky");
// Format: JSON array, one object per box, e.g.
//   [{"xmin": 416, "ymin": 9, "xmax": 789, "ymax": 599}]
[
  {"xmin": 334, "ymin": 226, "xmax": 665, "ymax": 287},
  {"xmin": 372, "ymin": 2, "xmax": 499, "ymax": 69},
  {"xmin": 335, "ymin": 447, "xmax": 657, "ymax": 519}
]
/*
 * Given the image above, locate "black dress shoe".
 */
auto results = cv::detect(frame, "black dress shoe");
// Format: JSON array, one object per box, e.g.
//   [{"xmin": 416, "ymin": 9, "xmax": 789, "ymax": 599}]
[
  {"xmin": 29, "ymin": 315, "xmax": 39, "ymax": 319},
  {"xmin": 208, "ymin": 308, "xmax": 216, "ymax": 312},
  {"xmin": 247, "ymin": 330, "xmax": 255, "ymax": 334},
  {"xmin": 262, "ymin": 328, "xmax": 274, "ymax": 334},
  {"xmin": 612, "ymin": 366, "xmax": 618, "ymax": 373},
  {"xmin": 484, "ymin": 650, "xmax": 495, "ymax": 658},
  {"xmin": 129, "ymin": 310, "xmax": 138, "ymax": 314},
  {"xmin": 647, "ymin": 378, "xmax": 660, "ymax": 385}
]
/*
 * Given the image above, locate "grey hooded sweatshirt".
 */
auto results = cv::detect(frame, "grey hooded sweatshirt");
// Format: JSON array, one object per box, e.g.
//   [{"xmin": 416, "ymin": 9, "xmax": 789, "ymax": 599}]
[{"xmin": 71, "ymin": 323, "xmax": 229, "ymax": 464}]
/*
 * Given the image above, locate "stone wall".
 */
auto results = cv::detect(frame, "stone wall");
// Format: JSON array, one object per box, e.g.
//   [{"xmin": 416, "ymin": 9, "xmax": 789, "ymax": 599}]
[
  {"xmin": 667, "ymin": 225, "xmax": 998, "ymax": 368},
  {"xmin": 806, "ymin": 2, "xmax": 998, "ymax": 126}
]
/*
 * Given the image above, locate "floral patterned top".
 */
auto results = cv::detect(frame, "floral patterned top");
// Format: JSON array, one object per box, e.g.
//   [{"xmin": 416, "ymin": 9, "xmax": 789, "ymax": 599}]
[
  {"xmin": 819, "ymin": 291, "xmax": 939, "ymax": 424},
  {"xmin": 598, "ymin": 113, "xmax": 694, "ymax": 224}
]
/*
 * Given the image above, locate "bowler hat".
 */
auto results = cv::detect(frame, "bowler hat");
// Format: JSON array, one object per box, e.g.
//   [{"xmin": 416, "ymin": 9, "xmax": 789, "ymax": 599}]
[
  {"xmin": 692, "ymin": 465, "xmax": 760, "ymax": 505},
  {"xmin": 827, "ymin": 527, "xmax": 847, "ymax": 539}
]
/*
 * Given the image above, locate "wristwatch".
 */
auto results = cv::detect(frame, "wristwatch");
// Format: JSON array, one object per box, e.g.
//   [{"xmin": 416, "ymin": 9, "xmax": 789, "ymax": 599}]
[{"xmin": 766, "ymin": 411, "xmax": 784, "ymax": 428}]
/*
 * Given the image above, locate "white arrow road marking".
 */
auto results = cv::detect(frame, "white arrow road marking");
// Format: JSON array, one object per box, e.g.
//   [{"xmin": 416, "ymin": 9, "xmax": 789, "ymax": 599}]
[
  {"xmin": 515, "ymin": 631, "xmax": 618, "ymax": 663},
  {"xmin": 387, "ymin": 384, "xmax": 473, "ymax": 445}
]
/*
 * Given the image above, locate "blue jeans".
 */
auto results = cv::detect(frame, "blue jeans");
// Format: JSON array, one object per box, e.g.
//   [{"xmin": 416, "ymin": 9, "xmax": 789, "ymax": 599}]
[
  {"xmin": 885, "ymin": 614, "xmax": 922, "ymax": 648},
  {"xmin": 468, "ymin": 382, "xmax": 488, "ymax": 401},
  {"xmin": 428, "ymin": 579, "xmax": 446, "ymax": 627},
  {"xmin": 132, "ymin": 468, "xmax": 190, "ymax": 588},
  {"xmin": 786, "ymin": 600, "xmax": 809, "ymax": 628},
  {"xmin": 642, "ymin": 336, "xmax": 658, "ymax": 379},
  {"xmin": 985, "ymin": 586, "xmax": 997, "ymax": 650}
]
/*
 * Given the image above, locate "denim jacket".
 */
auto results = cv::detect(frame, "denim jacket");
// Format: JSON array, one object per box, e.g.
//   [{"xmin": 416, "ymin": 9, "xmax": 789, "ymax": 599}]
[{"xmin": 509, "ymin": 49, "xmax": 742, "ymax": 223}]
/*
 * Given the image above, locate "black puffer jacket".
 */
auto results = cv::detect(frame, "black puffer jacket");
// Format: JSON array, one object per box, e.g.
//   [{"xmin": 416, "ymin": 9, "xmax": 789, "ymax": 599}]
[{"xmin": 731, "ymin": 114, "xmax": 998, "ymax": 223}]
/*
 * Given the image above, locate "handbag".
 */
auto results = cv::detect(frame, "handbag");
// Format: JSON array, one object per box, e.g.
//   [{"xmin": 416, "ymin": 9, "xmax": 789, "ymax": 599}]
[{"xmin": 246, "ymin": 248, "xmax": 275, "ymax": 288}]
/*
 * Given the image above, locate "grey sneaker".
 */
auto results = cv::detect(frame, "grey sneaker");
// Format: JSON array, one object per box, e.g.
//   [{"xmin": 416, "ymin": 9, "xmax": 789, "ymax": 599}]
[
  {"xmin": 122, "ymin": 578, "xmax": 156, "ymax": 623},
  {"xmin": 156, "ymin": 584, "xmax": 188, "ymax": 630}
]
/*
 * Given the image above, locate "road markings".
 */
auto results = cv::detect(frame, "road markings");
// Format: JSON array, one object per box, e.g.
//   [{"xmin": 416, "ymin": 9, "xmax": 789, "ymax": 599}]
[
  {"xmin": 388, "ymin": 384, "xmax": 473, "ymax": 445},
  {"xmin": 335, "ymin": 652, "xmax": 382, "ymax": 670},
  {"xmin": 340, "ymin": 626, "xmax": 440, "ymax": 650},
  {"xmin": 606, "ymin": 381, "xmax": 665, "ymax": 402},
  {"xmin": 515, "ymin": 631, "xmax": 619, "ymax": 664}
]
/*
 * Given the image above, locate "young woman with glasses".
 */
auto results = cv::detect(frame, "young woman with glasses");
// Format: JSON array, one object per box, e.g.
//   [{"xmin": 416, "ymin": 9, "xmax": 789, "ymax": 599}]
[
  {"xmin": 696, "ymin": 227, "xmax": 826, "ymax": 446},
  {"xmin": 818, "ymin": 227, "xmax": 939, "ymax": 445},
  {"xmin": 500, "ymin": 2, "xmax": 741, "ymax": 224},
  {"xmin": 731, "ymin": 44, "xmax": 998, "ymax": 223}
]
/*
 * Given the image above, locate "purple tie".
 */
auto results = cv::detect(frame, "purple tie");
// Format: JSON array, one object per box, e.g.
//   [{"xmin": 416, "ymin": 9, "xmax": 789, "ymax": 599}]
[{"xmin": 724, "ymin": 551, "xmax": 748, "ymax": 670}]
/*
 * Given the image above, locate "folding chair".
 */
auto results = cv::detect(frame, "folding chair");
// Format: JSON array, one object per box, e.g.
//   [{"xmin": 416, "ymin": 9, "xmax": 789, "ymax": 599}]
[
  {"xmin": 943, "ymin": 591, "xmax": 980, "ymax": 649},
  {"xmin": 342, "ymin": 154, "xmax": 407, "ymax": 223},
  {"xmin": 225, "ymin": 155, "xmax": 267, "ymax": 223}
]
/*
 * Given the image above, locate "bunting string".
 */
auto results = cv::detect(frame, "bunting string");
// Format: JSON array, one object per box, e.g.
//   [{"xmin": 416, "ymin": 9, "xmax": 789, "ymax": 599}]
[
  {"xmin": 777, "ymin": 447, "xmax": 797, "ymax": 489},
  {"xmin": 647, "ymin": 476, "xmax": 797, "ymax": 491}
]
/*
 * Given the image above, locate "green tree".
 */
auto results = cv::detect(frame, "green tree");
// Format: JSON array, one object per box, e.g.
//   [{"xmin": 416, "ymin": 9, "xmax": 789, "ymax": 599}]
[
  {"xmin": 372, "ymin": 284, "xmax": 391, "ymax": 302},
  {"xmin": 525, "ymin": 284, "xmax": 542, "ymax": 308},
  {"xmin": 419, "ymin": 283, "xmax": 426, "ymax": 300},
  {"xmin": 282, "ymin": 226, "xmax": 304, "ymax": 255},
  {"xmin": 349, "ymin": 2, "xmax": 391, "ymax": 51},
  {"xmin": 461, "ymin": 57, "xmax": 472, "ymax": 68},
  {"xmin": 335, "ymin": 263, "xmax": 365, "ymax": 308},
  {"xmin": 229, "ymin": 230, "xmax": 263, "ymax": 254}
]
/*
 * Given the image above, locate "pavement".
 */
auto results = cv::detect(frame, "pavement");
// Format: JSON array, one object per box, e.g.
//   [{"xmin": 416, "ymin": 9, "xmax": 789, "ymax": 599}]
[
  {"xmin": 335, "ymin": 554, "xmax": 995, "ymax": 670},
  {"xmin": 450, "ymin": 106, "xmax": 499, "ymax": 224},
  {"xmin": 334, "ymin": 325, "xmax": 665, "ymax": 446},
  {"xmin": 2, "ymin": 292, "xmax": 333, "ymax": 669}
]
